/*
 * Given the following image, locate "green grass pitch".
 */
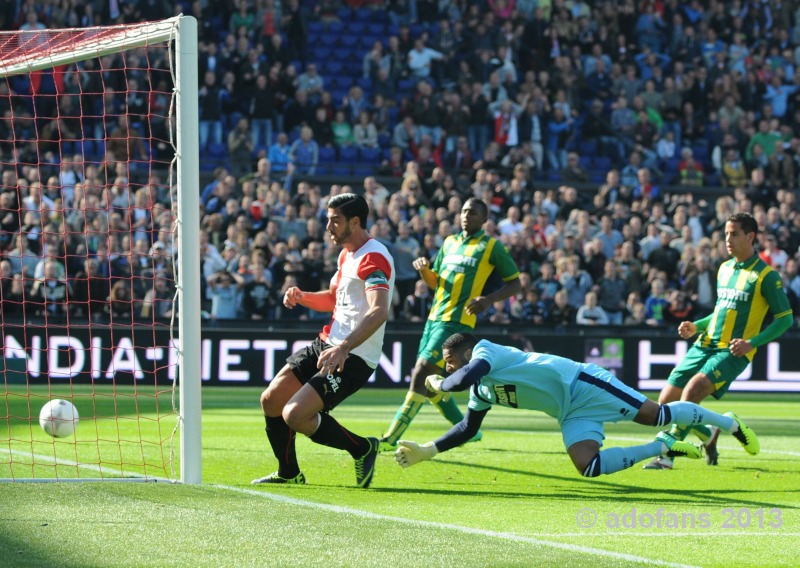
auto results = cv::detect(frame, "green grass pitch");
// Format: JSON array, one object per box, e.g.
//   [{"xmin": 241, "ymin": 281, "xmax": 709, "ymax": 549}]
[{"xmin": 1, "ymin": 387, "xmax": 799, "ymax": 567}]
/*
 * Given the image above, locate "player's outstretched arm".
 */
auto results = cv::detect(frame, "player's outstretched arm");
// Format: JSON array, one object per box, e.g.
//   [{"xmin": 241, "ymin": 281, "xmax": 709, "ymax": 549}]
[
  {"xmin": 395, "ymin": 408, "xmax": 489, "ymax": 468},
  {"xmin": 441, "ymin": 359, "xmax": 491, "ymax": 392}
]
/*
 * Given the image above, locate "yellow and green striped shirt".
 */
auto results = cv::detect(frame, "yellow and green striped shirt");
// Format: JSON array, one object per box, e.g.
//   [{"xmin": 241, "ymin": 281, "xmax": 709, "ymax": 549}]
[
  {"xmin": 429, "ymin": 230, "xmax": 520, "ymax": 328},
  {"xmin": 696, "ymin": 254, "xmax": 793, "ymax": 360}
]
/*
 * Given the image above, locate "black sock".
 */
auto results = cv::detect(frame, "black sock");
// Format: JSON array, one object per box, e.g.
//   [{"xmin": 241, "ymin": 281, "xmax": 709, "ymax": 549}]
[
  {"xmin": 265, "ymin": 415, "xmax": 299, "ymax": 478},
  {"xmin": 308, "ymin": 413, "xmax": 369, "ymax": 459}
]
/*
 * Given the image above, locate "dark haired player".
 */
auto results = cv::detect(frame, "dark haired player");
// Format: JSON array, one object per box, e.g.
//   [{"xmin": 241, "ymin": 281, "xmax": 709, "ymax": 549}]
[
  {"xmin": 253, "ymin": 193, "xmax": 395, "ymax": 488},
  {"xmin": 645, "ymin": 213, "xmax": 792, "ymax": 469}
]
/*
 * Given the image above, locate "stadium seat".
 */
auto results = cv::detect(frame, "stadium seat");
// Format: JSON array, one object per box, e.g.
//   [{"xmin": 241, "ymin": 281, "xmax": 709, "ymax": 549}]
[
  {"xmin": 313, "ymin": 47, "xmax": 333, "ymax": 62},
  {"xmin": 360, "ymin": 35, "xmax": 379, "ymax": 49},
  {"xmin": 207, "ymin": 143, "xmax": 227, "ymax": 159},
  {"xmin": 331, "ymin": 164, "xmax": 351, "ymax": 175},
  {"xmin": 378, "ymin": 133, "xmax": 391, "ymax": 149},
  {"xmin": 593, "ymin": 156, "xmax": 612, "ymax": 170},
  {"xmin": 318, "ymin": 146, "xmax": 336, "ymax": 163},
  {"xmin": 578, "ymin": 140, "xmax": 597, "ymax": 155},
  {"xmin": 324, "ymin": 61, "xmax": 345, "ymax": 75},
  {"xmin": 308, "ymin": 21, "xmax": 323, "ymax": 35},
  {"xmin": 353, "ymin": 165, "xmax": 373, "ymax": 176},
  {"xmin": 359, "ymin": 147, "xmax": 381, "ymax": 163},
  {"xmin": 327, "ymin": 21, "xmax": 346, "ymax": 34},
  {"xmin": 366, "ymin": 23, "xmax": 385, "ymax": 36},
  {"xmin": 353, "ymin": 8, "xmax": 372, "ymax": 21},
  {"xmin": 341, "ymin": 35, "xmax": 359, "ymax": 48},
  {"xmin": 347, "ymin": 22, "xmax": 366, "ymax": 35},
  {"xmin": 338, "ymin": 146, "xmax": 359, "ymax": 162},
  {"xmin": 319, "ymin": 34, "xmax": 338, "ymax": 47},
  {"xmin": 336, "ymin": 7, "xmax": 353, "ymax": 21}
]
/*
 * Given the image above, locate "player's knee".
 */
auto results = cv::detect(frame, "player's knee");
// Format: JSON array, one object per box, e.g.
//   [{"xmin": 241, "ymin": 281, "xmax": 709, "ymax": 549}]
[
  {"xmin": 260, "ymin": 388, "xmax": 284, "ymax": 417},
  {"xmin": 281, "ymin": 402, "xmax": 303, "ymax": 430},
  {"xmin": 579, "ymin": 454, "xmax": 602, "ymax": 477}
]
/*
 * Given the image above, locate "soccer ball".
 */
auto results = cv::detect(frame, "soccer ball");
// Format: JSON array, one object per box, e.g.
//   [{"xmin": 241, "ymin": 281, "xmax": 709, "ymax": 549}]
[{"xmin": 39, "ymin": 399, "xmax": 79, "ymax": 438}]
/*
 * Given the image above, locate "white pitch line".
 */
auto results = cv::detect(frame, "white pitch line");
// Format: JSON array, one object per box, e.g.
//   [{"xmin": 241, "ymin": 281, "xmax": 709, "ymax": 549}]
[
  {"xmin": 222, "ymin": 485, "xmax": 699, "ymax": 568},
  {"xmin": 0, "ymin": 448, "xmax": 172, "ymax": 481}
]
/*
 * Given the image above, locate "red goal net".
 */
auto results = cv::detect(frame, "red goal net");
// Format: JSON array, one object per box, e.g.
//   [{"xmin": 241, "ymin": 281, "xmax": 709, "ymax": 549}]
[{"xmin": 0, "ymin": 18, "xmax": 187, "ymax": 481}]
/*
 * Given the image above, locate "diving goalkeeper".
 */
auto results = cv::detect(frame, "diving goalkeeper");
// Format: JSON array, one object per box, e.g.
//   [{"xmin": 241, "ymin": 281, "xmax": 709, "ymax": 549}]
[{"xmin": 394, "ymin": 333, "xmax": 760, "ymax": 478}]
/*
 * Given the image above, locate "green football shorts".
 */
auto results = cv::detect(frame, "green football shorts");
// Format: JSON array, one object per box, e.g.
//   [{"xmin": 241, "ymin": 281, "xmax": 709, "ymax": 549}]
[
  {"xmin": 417, "ymin": 320, "xmax": 473, "ymax": 369},
  {"xmin": 667, "ymin": 344, "xmax": 750, "ymax": 399}
]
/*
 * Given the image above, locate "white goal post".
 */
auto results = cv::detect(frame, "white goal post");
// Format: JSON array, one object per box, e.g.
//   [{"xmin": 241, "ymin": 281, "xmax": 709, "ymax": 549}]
[{"xmin": 0, "ymin": 16, "xmax": 200, "ymax": 484}]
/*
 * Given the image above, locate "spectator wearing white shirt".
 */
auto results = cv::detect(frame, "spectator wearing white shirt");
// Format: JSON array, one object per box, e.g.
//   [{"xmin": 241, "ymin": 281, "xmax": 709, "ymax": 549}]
[
  {"xmin": 576, "ymin": 291, "xmax": 610, "ymax": 325},
  {"xmin": 498, "ymin": 206, "xmax": 524, "ymax": 236},
  {"xmin": 407, "ymin": 39, "xmax": 444, "ymax": 80}
]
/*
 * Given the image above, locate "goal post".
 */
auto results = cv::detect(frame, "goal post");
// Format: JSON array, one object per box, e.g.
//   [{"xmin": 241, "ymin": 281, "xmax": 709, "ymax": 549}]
[{"xmin": 0, "ymin": 16, "xmax": 201, "ymax": 483}]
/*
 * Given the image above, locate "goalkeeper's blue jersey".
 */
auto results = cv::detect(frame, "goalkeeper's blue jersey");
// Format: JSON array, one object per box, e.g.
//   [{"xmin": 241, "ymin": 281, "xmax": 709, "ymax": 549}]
[{"xmin": 467, "ymin": 340, "xmax": 584, "ymax": 422}]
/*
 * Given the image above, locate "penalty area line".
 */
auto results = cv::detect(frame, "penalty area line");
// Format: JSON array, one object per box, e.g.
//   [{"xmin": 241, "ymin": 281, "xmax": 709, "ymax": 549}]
[{"xmin": 220, "ymin": 484, "xmax": 699, "ymax": 568}]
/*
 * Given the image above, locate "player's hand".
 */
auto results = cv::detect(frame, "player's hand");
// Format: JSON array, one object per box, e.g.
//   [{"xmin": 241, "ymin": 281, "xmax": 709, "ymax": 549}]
[
  {"xmin": 677, "ymin": 321, "xmax": 697, "ymax": 339},
  {"xmin": 425, "ymin": 374, "xmax": 450, "ymax": 403},
  {"xmin": 465, "ymin": 296, "xmax": 490, "ymax": 315},
  {"xmin": 395, "ymin": 440, "xmax": 438, "ymax": 468},
  {"xmin": 317, "ymin": 344, "xmax": 349, "ymax": 374},
  {"xmin": 729, "ymin": 338, "xmax": 754, "ymax": 357},
  {"xmin": 283, "ymin": 287, "xmax": 303, "ymax": 308},
  {"xmin": 412, "ymin": 257, "xmax": 430, "ymax": 271}
]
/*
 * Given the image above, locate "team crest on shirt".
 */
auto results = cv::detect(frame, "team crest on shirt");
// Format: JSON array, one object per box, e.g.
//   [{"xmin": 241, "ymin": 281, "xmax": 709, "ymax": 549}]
[
  {"xmin": 476, "ymin": 241, "xmax": 487, "ymax": 252},
  {"xmin": 747, "ymin": 271, "xmax": 758, "ymax": 284}
]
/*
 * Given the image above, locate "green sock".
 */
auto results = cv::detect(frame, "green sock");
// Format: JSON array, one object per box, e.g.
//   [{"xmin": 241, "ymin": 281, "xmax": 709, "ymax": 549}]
[
  {"xmin": 431, "ymin": 395, "xmax": 464, "ymax": 425},
  {"xmin": 669, "ymin": 424, "xmax": 691, "ymax": 441},
  {"xmin": 691, "ymin": 424, "xmax": 713, "ymax": 443},
  {"xmin": 383, "ymin": 392, "xmax": 426, "ymax": 445}
]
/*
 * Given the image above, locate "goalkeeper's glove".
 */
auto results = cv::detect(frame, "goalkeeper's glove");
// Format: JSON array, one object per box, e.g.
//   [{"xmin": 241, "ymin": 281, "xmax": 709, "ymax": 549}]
[
  {"xmin": 425, "ymin": 374, "xmax": 450, "ymax": 403},
  {"xmin": 394, "ymin": 440, "xmax": 438, "ymax": 469}
]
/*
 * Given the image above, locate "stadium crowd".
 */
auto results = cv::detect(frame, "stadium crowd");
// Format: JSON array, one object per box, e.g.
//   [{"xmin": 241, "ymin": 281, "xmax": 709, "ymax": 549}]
[{"xmin": 0, "ymin": 0, "xmax": 799, "ymax": 328}]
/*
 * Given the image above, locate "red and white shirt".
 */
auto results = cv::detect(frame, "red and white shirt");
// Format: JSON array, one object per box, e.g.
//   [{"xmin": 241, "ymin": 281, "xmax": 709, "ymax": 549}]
[{"xmin": 321, "ymin": 238, "xmax": 395, "ymax": 368}]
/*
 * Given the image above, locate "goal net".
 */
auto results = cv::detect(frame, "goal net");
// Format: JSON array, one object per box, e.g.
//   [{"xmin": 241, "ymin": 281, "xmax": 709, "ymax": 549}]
[{"xmin": 0, "ymin": 16, "xmax": 200, "ymax": 483}]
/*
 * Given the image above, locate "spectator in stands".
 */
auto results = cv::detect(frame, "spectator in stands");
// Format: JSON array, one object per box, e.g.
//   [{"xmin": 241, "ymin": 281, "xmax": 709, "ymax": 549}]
[
  {"xmin": 546, "ymin": 107, "xmax": 572, "ymax": 170},
  {"xmin": 207, "ymin": 270, "xmax": 244, "ymax": 320},
  {"xmin": 576, "ymin": 290, "xmax": 610, "ymax": 326},
  {"xmin": 6, "ymin": 233, "xmax": 39, "ymax": 277},
  {"xmin": 644, "ymin": 277, "xmax": 668, "ymax": 326},
  {"xmin": 228, "ymin": 117, "xmax": 254, "ymax": 179},
  {"xmin": 401, "ymin": 277, "xmax": 433, "ymax": 322},
  {"xmin": 595, "ymin": 259, "xmax": 628, "ymax": 325},
  {"xmin": 408, "ymin": 38, "xmax": 444, "ymax": 81},
  {"xmin": 198, "ymin": 70, "xmax": 227, "ymax": 151},
  {"xmin": 353, "ymin": 111, "xmax": 379, "ymax": 149},
  {"xmin": 546, "ymin": 288, "xmax": 577, "ymax": 327},
  {"xmin": 677, "ymin": 147, "xmax": 704, "ymax": 187},
  {"xmin": 289, "ymin": 126, "xmax": 319, "ymax": 175},
  {"xmin": 30, "ymin": 261, "xmax": 71, "ymax": 317},
  {"xmin": 248, "ymin": 73, "xmax": 275, "ymax": 149}
]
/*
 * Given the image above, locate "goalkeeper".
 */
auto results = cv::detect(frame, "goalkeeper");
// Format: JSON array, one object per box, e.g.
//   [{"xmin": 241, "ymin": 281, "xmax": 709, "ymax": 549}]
[{"xmin": 395, "ymin": 333, "xmax": 760, "ymax": 477}]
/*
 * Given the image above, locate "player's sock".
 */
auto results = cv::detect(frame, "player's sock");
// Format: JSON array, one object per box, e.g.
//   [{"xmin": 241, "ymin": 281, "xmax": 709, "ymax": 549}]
[
  {"xmin": 664, "ymin": 402, "xmax": 736, "ymax": 432},
  {"xmin": 583, "ymin": 441, "xmax": 664, "ymax": 476},
  {"xmin": 691, "ymin": 424, "xmax": 713, "ymax": 443},
  {"xmin": 383, "ymin": 392, "xmax": 426, "ymax": 445},
  {"xmin": 309, "ymin": 413, "xmax": 370, "ymax": 458},
  {"xmin": 265, "ymin": 415, "xmax": 300, "ymax": 478},
  {"xmin": 431, "ymin": 395, "xmax": 464, "ymax": 425}
]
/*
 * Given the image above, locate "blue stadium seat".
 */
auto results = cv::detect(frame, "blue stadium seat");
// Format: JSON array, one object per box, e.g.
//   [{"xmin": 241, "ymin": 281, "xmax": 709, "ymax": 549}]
[
  {"xmin": 360, "ymin": 35, "xmax": 379, "ymax": 49},
  {"xmin": 353, "ymin": 8, "xmax": 372, "ymax": 21},
  {"xmin": 338, "ymin": 146, "xmax": 359, "ymax": 162},
  {"xmin": 341, "ymin": 35, "xmax": 359, "ymax": 49},
  {"xmin": 318, "ymin": 146, "xmax": 337, "ymax": 163},
  {"xmin": 353, "ymin": 165, "xmax": 373, "ymax": 176},
  {"xmin": 345, "ymin": 62, "xmax": 362, "ymax": 76},
  {"xmin": 336, "ymin": 7, "xmax": 353, "ymax": 21},
  {"xmin": 324, "ymin": 61, "xmax": 345, "ymax": 75},
  {"xmin": 327, "ymin": 21, "xmax": 346, "ymax": 34},
  {"xmin": 331, "ymin": 164, "xmax": 352, "ymax": 175},
  {"xmin": 593, "ymin": 156, "xmax": 612, "ymax": 170},
  {"xmin": 333, "ymin": 47, "xmax": 355, "ymax": 61},
  {"xmin": 359, "ymin": 147, "xmax": 381, "ymax": 162},
  {"xmin": 208, "ymin": 143, "xmax": 227, "ymax": 159},
  {"xmin": 319, "ymin": 33, "xmax": 338, "ymax": 47},
  {"xmin": 313, "ymin": 47, "xmax": 333, "ymax": 62},
  {"xmin": 578, "ymin": 140, "xmax": 597, "ymax": 155},
  {"xmin": 366, "ymin": 23, "xmax": 385, "ymax": 36},
  {"xmin": 347, "ymin": 22, "xmax": 366, "ymax": 35},
  {"xmin": 308, "ymin": 21, "xmax": 324, "ymax": 35},
  {"xmin": 378, "ymin": 133, "xmax": 391, "ymax": 149}
]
